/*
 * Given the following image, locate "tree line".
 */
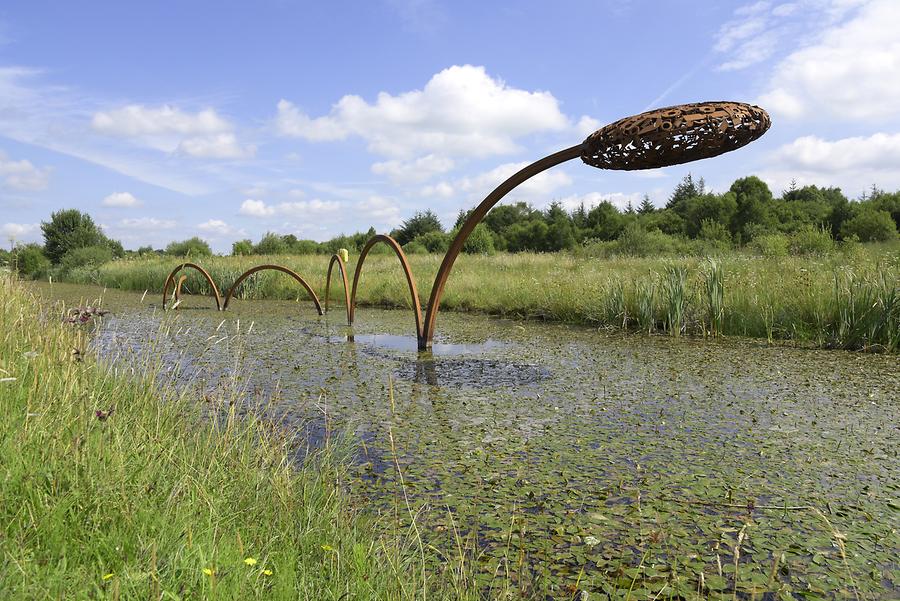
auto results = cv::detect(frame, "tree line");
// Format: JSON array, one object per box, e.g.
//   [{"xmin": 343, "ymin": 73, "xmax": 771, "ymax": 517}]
[{"xmin": 4, "ymin": 175, "xmax": 899, "ymax": 279}]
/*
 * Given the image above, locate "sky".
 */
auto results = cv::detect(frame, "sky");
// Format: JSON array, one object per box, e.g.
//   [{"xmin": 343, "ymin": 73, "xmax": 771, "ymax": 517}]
[{"xmin": 1, "ymin": 0, "xmax": 899, "ymax": 252}]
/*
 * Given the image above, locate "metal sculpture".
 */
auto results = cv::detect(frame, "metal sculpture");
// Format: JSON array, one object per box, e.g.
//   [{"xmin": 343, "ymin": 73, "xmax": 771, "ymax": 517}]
[
  {"xmin": 162, "ymin": 101, "xmax": 770, "ymax": 351},
  {"xmin": 419, "ymin": 101, "xmax": 770, "ymax": 350},
  {"xmin": 349, "ymin": 235, "xmax": 423, "ymax": 339},
  {"xmin": 222, "ymin": 264, "xmax": 323, "ymax": 314},
  {"xmin": 162, "ymin": 262, "xmax": 222, "ymax": 310},
  {"xmin": 324, "ymin": 253, "xmax": 352, "ymax": 324}
]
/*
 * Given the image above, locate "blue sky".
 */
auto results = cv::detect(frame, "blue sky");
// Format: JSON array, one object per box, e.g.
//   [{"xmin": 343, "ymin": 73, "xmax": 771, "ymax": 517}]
[{"xmin": 2, "ymin": 0, "xmax": 898, "ymax": 251}]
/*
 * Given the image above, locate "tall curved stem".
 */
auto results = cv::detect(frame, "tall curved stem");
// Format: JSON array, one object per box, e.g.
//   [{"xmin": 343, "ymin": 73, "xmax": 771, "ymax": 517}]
[{"xmin": 420, "ymin": 143, "xmax": 584, "ymax": 349}]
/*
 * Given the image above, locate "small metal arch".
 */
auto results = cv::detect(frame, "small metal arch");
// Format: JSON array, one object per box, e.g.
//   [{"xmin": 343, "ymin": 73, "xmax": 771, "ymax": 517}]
[
  {"xmin": 162, "ymin": 262, "xmax": 222, "ymax": 310},
  {"xmin": 349, "ymin": 235, "xmax": 423, "ymax": 341},
  {"xmin": 325, "ymin": 253, "xmax": 352, "ymax": 325},
  {"xmin": 222, "ymin": 264, "xmax": 323, "ymax": 315}
]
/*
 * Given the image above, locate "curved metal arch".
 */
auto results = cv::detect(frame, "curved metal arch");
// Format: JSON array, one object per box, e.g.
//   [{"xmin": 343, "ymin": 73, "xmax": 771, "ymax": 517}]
[
  {"xmin": 325, "ymin": 253, "xmax": 352, "ymax": 325},
  {"xmin": 420, "ymin": 145, "xmax": 583, "ymax": 349},
  {"xmin": 349, "ymin": 234, "xmax": 423, "ymax": 340},
  {"xmin": 222, "ymin": 264, "xmax": 323, "ymax": 314},
  {"xmin": 162, "ymin": 262, "xmax": 222, "ymax": 310}
]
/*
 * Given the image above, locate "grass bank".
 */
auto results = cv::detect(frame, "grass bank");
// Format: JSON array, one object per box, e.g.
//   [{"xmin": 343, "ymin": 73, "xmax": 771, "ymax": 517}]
[
  {"xmin": 0, "ymin": 274, "xmax": 473, "ymax": 600},
  {"xmin": 68, "ymin": 246, "xmax": 899, "ymax": 351}
]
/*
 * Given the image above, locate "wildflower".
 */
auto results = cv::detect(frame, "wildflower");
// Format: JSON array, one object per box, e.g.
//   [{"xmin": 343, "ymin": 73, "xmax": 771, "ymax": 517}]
[
  {"xmin": 321, "ymin": 544, "xmax": 335, "ymax": 552},
  {"xmin": 102, "ymin": 573, "xmax": 115, "ymax": 581},
  {"xmin": 203, "ymin": 567, "xmax": 214, "ymax": 577},
  {"xmin": 243, "ymin": 557, "xmax": 257, "ymax": 566},
  {"xmin": 261, "ymin": 569, "xmax": 273, "ymax": 576},
  {"xmin": 338, "ymin": 248, "xmax": 349, "ymax": 263}
]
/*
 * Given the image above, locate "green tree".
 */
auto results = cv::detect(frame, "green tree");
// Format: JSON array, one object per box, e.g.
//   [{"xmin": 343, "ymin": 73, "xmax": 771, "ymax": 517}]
[
  {"xmin": 666, "ymin": 173, "xmax": 705, "ymax": 216},
  {"xmin": 729, "ymin": 176, "xmax": 774, "ymax": 243},
  {"xmin": 165, "ymin": 237, "xmax": 212, "ymax": 257},
  {"xmin": 637, "ymin": 195, "xmax": 655, "ymax": 215},
  {"xmin": 231, "ymin": 239, "xmax": 253, "ymax": 256},
  {"xmin": 393, "ymin": 210, "xmax": 443, "ymax": 246},
  {"xmin": 461, "ymin": 223, "xmax": 495, "ymax": 254},
  {"xmin": 59, "ymin": 245, "xmax": 114, "ymax": 275},
  {"xmin": 682, "ymin": 192, "xmax": 737, "ymax": 238},
  {"xmin": 586, "ymin": 201, "xmax": 625, "ymax": 240},
  {"xmin": 41, "ymin": 209, "xmax": 105, "ymax": 264},
  {"xmin": 253, "ymin": 232, "xmax": 288, "ymax": 255}
]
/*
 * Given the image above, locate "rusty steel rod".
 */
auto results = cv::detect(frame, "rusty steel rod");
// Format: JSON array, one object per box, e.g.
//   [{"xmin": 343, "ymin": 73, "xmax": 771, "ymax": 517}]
[
  {"xmin": 222, "ymin": 264, "xmax": 323, "ymax": 314},
  {"xmin": 325, "ymin": 253, "xmax": 352, "ymax": 325},
  {"xmin": 162, "ymin": 262, "xmax": 222, "ymax": 310},
  {"xmin": 349, "ymin": 234, "xmax": 423, "ymax": 340}
]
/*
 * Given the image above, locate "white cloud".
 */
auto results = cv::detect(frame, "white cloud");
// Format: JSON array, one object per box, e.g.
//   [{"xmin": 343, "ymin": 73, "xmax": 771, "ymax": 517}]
[
  {"xmin": 117, "ymin": 217, "xmax": 177, "ymax": 230},
  {"xmin": 197, "ymin": 219, "xmax": 244, "ymax": 237},
  {"xmin": 177, "ymin": 132, "xmax": 255, "ymax": 159},
  {"xmin": 371, "ymin": 154, "xmax": 455, "ymax": 184},
  {"xmin": 92, "ymin": 105, "xmax": 230, "ymax": 137},
  {"xmin": 238, "ymin": 198, "xmax": 342, "ymax": 218},
  {"xmin": 422, "ymin": 161, "xmax": 572, "ymax": 201},
  {"xmin": 92, "ymin": 104, "xmax": 254, "ymax": 159},
  {"xmin": 1, "ymin": 222, "xmax": 39, "ymax": 242},
  {"xmin": 575, "ymin": 115, "xmax": 602, "ymax": 137},
  {"xmin": 555, "ymin": 191, "xmax": 643, "ymax": 213},
  {"xmin": 102, "ymin": 191, "xmax": 141, "ymax": 207},
  {"xmin": 759, "ymin": 0, "xmax": 900, "ymax": 120},
  {"xmin": 0, "ymin": 150, "xmax": 50, "ymax": 190},
  {"xmin": 762, "ymin": 132, "xmax": 900, "ymax": 192},
  {"xmin": 356, "ymin": 195, "xmax": 402, "ymax": 227},
  {"xmin": 275, "ymin": 65, "xmax": 570, "ymax": 160}
]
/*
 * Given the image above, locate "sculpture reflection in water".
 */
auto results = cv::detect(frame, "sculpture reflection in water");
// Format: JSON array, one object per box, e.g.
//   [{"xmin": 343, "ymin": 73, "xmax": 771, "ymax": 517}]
[{"xmin": 163, "ymin": 101, "xmax": 770, "ymax": 351}]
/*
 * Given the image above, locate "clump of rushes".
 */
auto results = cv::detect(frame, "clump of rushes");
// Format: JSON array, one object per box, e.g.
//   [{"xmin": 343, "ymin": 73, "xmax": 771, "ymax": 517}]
[
  {"xmin": 662, "ymin": 263, "xmax": 687, "ymax": 337},
  {"xmin": 703, "ymin": 259, "xmax": 725, "ymax": 337},
  {"xmin": 0, "ymin": 274, "xmax": 476, "ymax": 600}
]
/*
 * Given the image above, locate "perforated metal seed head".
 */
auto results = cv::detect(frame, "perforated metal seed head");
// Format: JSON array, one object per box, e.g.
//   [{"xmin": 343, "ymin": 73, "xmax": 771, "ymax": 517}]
[{"xmin": 581, "ymin": 101, "xmax": 771, "ymax": 171}]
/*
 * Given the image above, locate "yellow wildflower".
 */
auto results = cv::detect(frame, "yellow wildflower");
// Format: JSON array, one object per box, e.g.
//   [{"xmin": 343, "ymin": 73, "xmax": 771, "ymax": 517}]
[
  {"xmin": 321, "ymin": 544, "xmax": 335, "ymax": 552},
  {"xmin": 203, "ymin": 567, "xmax": 214, "ymax": 577},
  {"xmin": 102, "ymin": 573, "xmax": 115, "ymax": 581},
  {"xmin": 262, "ymin": 569, "xmax": 273, "ymax": 576},
  {"xmin": 244, "ymin": 557, "xmax": 257, "ymax": 566}
]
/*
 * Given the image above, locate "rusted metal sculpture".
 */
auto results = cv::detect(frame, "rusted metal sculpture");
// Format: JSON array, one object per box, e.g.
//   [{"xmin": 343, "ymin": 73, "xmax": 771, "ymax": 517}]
[
  {"xmin": 222, "ymin": 264, "xmax": 323, "ymax": 314},
  {"xmin": 349, "ymin": 234, "xmax": 423, "ymax": 339},
  {"xmin": 419, "ymin": 101, "xmax": 770, "ymax": 350},
  {"xmin": 162, "ymin": 262, "xmax": 222, "ymax": 310},
  {"xmin": 162, "ymin": 101, "xmax": 769, "ymax": 350},
  {"xmin": 581, "ymin": 102, "xmax": 770, "ymax": 170},
  {"xmin": 325, "ymin": 253, "xmax": 352, "ymax": 324}
]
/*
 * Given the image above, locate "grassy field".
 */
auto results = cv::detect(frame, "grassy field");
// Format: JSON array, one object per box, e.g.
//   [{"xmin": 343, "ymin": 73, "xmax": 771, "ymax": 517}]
[
  {"xmin": 68, "ymin": 245, "xmax": 899, "ymax": 351},
  {"xmin": 0, "ymin": 274, "xmax": 475, "ymax": 600}
]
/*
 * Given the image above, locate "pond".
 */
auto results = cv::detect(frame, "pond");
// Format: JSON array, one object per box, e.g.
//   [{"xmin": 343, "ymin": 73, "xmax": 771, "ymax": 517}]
[{"xmin": 35, "ymin": 282, "xmax": 900, "ymax": 599}]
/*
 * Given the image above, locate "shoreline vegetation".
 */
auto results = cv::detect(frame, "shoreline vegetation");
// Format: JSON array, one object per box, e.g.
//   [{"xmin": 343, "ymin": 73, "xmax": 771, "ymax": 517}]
[
  {"xmin": 63, "ymin": 247, "xmax": 899, "ymax": 352},
  {"xmin": 0, "ymin": 275, "xmax": 475, "ymax": 599}
]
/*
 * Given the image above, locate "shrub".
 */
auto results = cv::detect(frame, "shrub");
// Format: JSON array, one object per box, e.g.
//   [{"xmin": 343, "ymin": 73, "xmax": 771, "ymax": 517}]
[
  {"xmin": 413, "ymin": 230, "xmax": 451, "ymax": 253},
  {"xmin": 165, "ymin": 237, "xmax": 212, "ymax": 257},
  {"xmin": 750, "ymin": 233, "xmax": 789, "ymax": 257},
  {"xmin": 461, "ymin": 223, "xmax": 495, "ymax": 255},
  {"xmin": 58, "ymin": 245, "xmax": 114, "ymax": 275},
  {"xmin": 840, "ymin": 208, "xmax": 898, "ymax": 242},
  {"xmin": 253, "ymin": 232, "xmax": 288, "ymax": 255},
  {"xmin": 12, "ymin": 244, "xmax": 51, "ymax": 279},
  {"xmin": 403, "ymin": 240, "xmax": 428, "ymax": 254},
  {"xmin": 231, "ymin": 239, "xmax": 253, "ymax": 256},
  {"xmin": 790, "ymin": 226, "xmax": 834, "ymax": 255},
  {"xmin": 615, "ymin": 223, "xmax": 683, "ymax": 257}
]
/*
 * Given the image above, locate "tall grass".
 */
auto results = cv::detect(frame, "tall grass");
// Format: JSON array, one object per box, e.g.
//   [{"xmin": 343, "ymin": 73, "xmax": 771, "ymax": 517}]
[
  {"xmin": 0, "ymin": 274, "xmax": 476, "ymax": 599},
  {"xmin": 65, "ymin": 245, "xmax": 900, "ymax": 350}
]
